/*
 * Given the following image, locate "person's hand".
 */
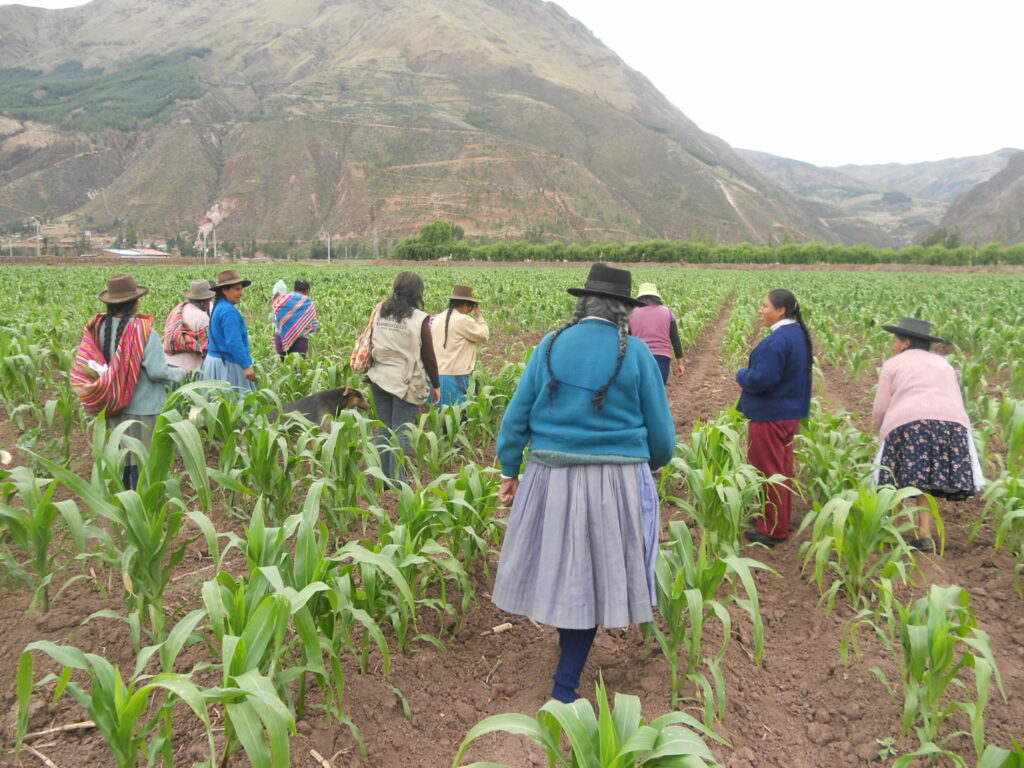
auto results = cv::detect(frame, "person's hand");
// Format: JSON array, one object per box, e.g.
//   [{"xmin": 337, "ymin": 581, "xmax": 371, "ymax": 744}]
[
  {"xmin": 431, "ymin": 386, "xmax": 441, "ymax": 405},
  {"xmin": 676, "ymin": 360, "xmax": 686, "ymax": 377},
  {"xmin": 243, "ymin": 366, "xmax": 257, "ymax": 381},
  {"xmin": 473, "ymin": 305, "xmax": 482, "ymax": 319},
  {"xmin": 500, "ymin": 477, "xmax": 519, "ymax": 506}
]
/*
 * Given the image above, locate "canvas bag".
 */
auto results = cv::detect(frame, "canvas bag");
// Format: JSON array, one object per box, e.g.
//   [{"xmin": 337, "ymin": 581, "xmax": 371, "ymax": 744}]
[
  {"xmin": 350, "ymin": 301, "xmax": 383, "ymax": 374},
  {"xmin": 70, "ymin": 313, "xmax": 154, "ymax": 416}
]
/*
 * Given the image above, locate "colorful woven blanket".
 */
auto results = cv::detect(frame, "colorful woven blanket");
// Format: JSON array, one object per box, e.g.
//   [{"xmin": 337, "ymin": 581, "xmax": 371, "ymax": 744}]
[
  {"xmin": 272, "ymin": 292, "xmax": 319, "ymax": 350},
  {"xmin": 70, "ymin": 313, "xmax": 154, "ymax": 416},
  {"xmin": 164, "ymin": 301, "xmax": 208, "ymax": 356}
]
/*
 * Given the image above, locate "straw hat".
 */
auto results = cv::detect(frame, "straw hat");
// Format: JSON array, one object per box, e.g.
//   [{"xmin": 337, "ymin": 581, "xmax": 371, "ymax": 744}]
[
  {"xmin": 635, "ymin": 282, "xmax": 662, "ymax": 300},
  {"xmin": 881, "ymin": 317, "xmax": 946, "ymax": 344},
  {"xmin": 567, "ymin": 263, "xmax": 645, "ymax": 307},
  {"xmin": 98, "ymin": 274, "xmax": 149, "ymax": 304},
  {"xmin": 183, "ymin": 279, "xmax": 215, "ymax": 301},
  {"xmin": 214, "ymin": 269, "xmax": 252, "ymax": 288},
  {"xmin": 446, "ymin": 285, "xmax": 480, "ymax": 303}
]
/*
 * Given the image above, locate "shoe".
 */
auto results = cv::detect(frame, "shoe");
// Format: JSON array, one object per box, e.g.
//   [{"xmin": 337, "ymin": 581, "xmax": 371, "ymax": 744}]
[
  {"xmin": 909, "ymin": 537, "xmax": 935, "ymax": 553},
  {"xmin": 744, "ymin": 529, "xmax": 785, "ymax": 548}
]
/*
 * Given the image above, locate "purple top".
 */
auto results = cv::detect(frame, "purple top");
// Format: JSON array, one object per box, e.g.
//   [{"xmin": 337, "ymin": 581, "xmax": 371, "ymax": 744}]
[{"xmin": 629, "ymin": 304, "xmax": 677, "ymax": 358}]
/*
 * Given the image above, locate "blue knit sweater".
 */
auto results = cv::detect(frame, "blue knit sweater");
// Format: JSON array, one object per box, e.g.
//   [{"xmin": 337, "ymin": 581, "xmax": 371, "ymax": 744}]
[
  {"xmin": 207, "ymin": 300, "xmax": 252, "ymax": 369},
  {"xmin": 497, "ymin": 319, "xmax": 676, "ymax": 478},
  {"xmin": 736, "ymin": 323, "xmax": 811, "ymax": 422}
]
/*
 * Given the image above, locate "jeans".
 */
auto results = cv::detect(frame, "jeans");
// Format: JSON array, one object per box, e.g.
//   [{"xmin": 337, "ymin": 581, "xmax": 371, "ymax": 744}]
[{"xmin": 370, "ymin": 381, "xmax": 420, "ymax": 485}]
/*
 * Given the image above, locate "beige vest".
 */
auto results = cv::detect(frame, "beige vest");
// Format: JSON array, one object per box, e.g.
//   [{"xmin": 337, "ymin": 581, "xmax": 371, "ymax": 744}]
[{"xmin": 367, "ymin": 308, "xmax": 430, "ymax": 404}]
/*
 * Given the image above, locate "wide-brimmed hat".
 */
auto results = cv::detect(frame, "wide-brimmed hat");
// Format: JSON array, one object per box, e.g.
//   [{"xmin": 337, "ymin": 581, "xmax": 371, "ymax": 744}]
[
  {"xmin": 183, "ymin": 279, "xmax": 215, "ymax": 301},
  {"xmin": 882, "ymin": 317, "xmax": 946, "ymax": 344},
  {"xmin": 567, "ymin": 263, "xmax": 645, "ymax": 307},
  {"xmin": 214, "ymin": 269, "xmax": 252, "ymax": 288},
  {"xmin": 447, "ymin": 285, "xmax": 480, "ymax": 303},
  {"xmin": 635, "ymin": 282, "xmax": 662, "ymax": 300},
  {"xmin": 99, "ymin": 274, "xmax": 149, "ymax": 304}
]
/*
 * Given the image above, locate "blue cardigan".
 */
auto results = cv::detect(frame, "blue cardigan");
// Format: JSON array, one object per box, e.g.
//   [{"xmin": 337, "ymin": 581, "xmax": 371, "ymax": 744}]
[
  {"xmin": 497, "ymin": 319, "xmax": 676, "ymax": 478},
  {"xmin": 736, "ymin": 323, "xmax": 811, "ymax": 422},
  {"xmin": 207, "ymin": 299, "xmax": 253, "ymax": 369}
]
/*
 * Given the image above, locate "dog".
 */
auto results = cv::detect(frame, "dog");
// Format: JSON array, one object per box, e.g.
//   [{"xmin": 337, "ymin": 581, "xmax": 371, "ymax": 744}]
[{"xmin": 270, "ymin": 386, "xmax": 371, "ymax": 429}]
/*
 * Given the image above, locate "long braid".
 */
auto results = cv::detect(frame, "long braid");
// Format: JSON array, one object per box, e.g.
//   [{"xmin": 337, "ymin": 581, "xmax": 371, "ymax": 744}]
[
  {"xmin": 546, "ymin": 295, "xmax": 631, "ymax": 409},
  {"xmin": 767, "ymin": 288, "xmax": 813, "ymax": 378},
  {"xmin": 592, "ymin": 304, "xmax": 630, "ymax": 410},
  {"xmin": 113, "ymin": 308, "xmax": 134, "ymax": 354},
  {"xmin": 544, "ymin": 316, "xmax": 582, "ymax": 402},
  {"xmin": 443, "ymin": 304, "xmax": 456, "ymax": 349},
  {"xmin": 101, "ymin": 312, "xmax": 115, "ymax": 362}
]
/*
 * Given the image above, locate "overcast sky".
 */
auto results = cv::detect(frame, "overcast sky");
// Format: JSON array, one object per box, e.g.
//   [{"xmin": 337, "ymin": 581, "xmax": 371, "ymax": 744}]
[{"xmin": 3, "ymin": 0, "xmax": 1021, "ymax": 167}]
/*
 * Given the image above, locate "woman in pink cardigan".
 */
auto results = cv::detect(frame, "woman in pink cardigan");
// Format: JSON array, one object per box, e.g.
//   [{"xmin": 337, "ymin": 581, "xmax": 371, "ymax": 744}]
[{"xmin": 872, "ymin": 317, "xmax": 985, "ymax": 553}]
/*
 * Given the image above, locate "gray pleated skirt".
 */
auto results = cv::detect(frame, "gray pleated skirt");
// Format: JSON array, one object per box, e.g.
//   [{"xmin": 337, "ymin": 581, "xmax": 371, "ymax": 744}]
[
  {"xmin": 201, "ymin": 355, "xmax": 256, "ymax": 395},
  {"xmin": 492, "ymin": 462, "xmax": 655, "ymax": 630}
]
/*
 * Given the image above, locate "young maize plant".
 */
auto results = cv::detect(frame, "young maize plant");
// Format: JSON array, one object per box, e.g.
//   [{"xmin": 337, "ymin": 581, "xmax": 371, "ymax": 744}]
[
  {"xmin": 0, "ymin": 466, "xmax": 90, "ymax": 613},
  {"xmin": 848, "ymin": 581, "xmax": 1005, "ymax": 767},
  {"xmin": 795, "ymin": 402, "xmax": 877, "ymax": 505},
  {"xmin": 16, "ymin": 611, "xmax": 216, "ymax": 768},
  {"xmin": 649, "ymin": 520, "xmax": 773, "ymax": 723},
  {"xmin": 452, "ymin": 674, "xmax": 727, "ymax": 768},
  {"xmin": 662, "ymin": 409, "xmax": 777, "ymax": 556},
  {"xmin": 797, "ymin": 484, "xmax": 935, "ymax": 614}
]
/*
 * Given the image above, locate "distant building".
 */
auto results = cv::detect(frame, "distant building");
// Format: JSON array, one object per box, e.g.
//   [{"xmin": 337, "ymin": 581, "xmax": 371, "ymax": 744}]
[{"xmin": 101, "ymin": 247, "xmax": 171, "ymax": 259}]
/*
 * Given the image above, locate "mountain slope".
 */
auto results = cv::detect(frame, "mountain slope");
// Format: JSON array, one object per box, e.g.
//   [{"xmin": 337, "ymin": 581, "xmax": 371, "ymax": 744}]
[
  {"xmin": 0, "ymin": 0, "xmax": 834, "ymax": 245},
  {"xmin": 935, "ymin": 150, "xmax": 1024, "ymax": 245}
]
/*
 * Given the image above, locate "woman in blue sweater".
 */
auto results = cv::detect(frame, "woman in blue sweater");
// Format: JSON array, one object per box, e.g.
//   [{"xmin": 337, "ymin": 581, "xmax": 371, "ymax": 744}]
[
  {"xmin": 494, "ymin": 263, "xmax": 675, "ymax": 703},
  {"xmin": 736, "ymin": 289, "xmax": 813, "ymax": 546},
  {"xmin": 201, "ymin": 269, "xmax": 256, "ymax": 394}
]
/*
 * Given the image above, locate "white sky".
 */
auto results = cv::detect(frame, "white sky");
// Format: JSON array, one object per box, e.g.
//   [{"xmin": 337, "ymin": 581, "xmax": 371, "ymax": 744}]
[{"xmin": 3, "ymin": 0, "xmax": 1022, "ymax": 166}]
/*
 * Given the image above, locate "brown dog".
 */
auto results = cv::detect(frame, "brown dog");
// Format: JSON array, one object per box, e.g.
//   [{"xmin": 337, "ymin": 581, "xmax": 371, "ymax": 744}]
[{"xmin": 271, "ymin": 386, "xmax": 371, "ymax": 429}]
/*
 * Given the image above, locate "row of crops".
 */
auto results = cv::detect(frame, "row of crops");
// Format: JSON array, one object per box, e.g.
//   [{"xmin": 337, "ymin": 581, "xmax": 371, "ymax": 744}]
[{"xmin": 1, "ymin": 264, "xmax": 1022, "ymax": 767}]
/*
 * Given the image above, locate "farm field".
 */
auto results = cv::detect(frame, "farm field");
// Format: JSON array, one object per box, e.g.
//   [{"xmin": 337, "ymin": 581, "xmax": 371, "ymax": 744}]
[{"xmin": 0, "ymin": 263, "xmax": 1022, "ymax": 768}]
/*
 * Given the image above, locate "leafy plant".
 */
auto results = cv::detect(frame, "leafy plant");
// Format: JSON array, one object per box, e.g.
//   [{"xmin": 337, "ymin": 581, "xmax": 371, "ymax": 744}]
[{"xmin": 452, "ymin": 675, "xmax": 726, "ymax": 767}]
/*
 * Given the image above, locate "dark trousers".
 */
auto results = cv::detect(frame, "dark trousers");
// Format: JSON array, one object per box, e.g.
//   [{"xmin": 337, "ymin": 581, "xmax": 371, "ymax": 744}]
[
  {"xmin": 275, "ymin": 334, "xmax": 309, "ymax": 359},
  {"xmin": 369, "ymin": 381, "xmax": 420, "ymax": 484},
  {"xmin": 748, "ymin": 419, "xmax": 800, "ymax": 539}
]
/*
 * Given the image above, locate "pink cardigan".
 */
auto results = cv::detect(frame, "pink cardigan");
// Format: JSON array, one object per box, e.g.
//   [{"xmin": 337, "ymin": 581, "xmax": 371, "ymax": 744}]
[{"xmin": 872, "ymin": 349, "xmax": 970, "ymax": 439}]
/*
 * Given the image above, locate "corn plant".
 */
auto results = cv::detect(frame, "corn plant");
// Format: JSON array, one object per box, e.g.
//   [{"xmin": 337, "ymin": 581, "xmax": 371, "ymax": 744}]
[
  {"xmin": 850, "ymin": 583, "xmax": 1005, "ymax": 767},
  {"xmin": 663, "ymin": 410, "xmax": 776, "ymax": 556},
  {"xmin": 16, "ymin": 619, "xmax": 216, "ymax": 768},
  {"xmin": 648, "ymin": 520, "xmax": 773, "ymax": 723},
  {"xmin": 795, "ymin": 403, "xmax": 877, "ymax": 504},
  {"xmin": 797, "ymin": 484, "xmax": 934, "ymax": 613},
  {"xmin": 0, "ymin": 466, "xmax": 90, "ymax": 613},
  {"xmin": 453, "ymin": 675, "xmax": 726, "ymax": 768}
]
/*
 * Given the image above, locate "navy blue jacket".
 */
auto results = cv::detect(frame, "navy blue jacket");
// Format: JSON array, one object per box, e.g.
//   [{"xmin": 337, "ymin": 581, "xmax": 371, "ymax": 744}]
[{"xmin": 736, "ymin": 323, "xmax": 811, "ymax": 421}]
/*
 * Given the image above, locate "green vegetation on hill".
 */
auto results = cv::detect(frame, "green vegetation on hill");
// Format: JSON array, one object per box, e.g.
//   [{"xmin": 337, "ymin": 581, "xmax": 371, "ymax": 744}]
[{"xmin": 0, "ymin": 49, "xmax": 209, "ymax": 131}]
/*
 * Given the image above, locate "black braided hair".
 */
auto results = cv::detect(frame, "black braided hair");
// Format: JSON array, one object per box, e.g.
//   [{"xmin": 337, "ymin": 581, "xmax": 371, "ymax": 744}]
[
  {"xmin": 545, "ymin": 295, "xmax": 632, "ymax": 409},
  {"xmin": 101, "ymin": 299, "xmax": 138, "ymax": 362},
  {"xmin": 767, "ymin": 288, "xmax": 813, "ymax": 378}
]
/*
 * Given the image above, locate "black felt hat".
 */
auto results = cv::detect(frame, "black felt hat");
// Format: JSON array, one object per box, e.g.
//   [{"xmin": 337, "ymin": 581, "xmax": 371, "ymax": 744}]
[
  {"xmin": 567, "ymin": 263, "xmax": 645, "ymax": 307},
  {"xmin": 881, "ymin": 317, "xmax": 946, "ymax": 344}
]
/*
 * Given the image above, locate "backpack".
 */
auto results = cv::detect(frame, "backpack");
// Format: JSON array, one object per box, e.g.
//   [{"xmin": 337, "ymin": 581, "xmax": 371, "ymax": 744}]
[{"xmin": 350, "ymin": 302, "xmax": 383, "ymax": 374}]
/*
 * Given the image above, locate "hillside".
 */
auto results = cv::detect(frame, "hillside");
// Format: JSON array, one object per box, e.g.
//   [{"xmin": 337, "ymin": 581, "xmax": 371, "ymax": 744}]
[
  {"xmin": 738, "ymin": 148, "xmax": 1018, "ymax": 248},
  {"xmin": 0, "ymin": 0, "xmax": 833, "ymax": 247},
  {"xmin": 933, "ymin": 150, "xmax": 1024, "ymax": 245}
]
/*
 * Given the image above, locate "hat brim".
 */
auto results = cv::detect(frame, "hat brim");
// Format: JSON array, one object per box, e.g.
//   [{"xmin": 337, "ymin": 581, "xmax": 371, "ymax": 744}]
[
  {"xmin": 636, "ymin": 293, "xmax": 661, "ymax": 301},
  {"xmin": 882, "ymin": 324, "xmax": 946, "ymax": 344},
  {"xmin": 216, "ymin": 279, "xmax": 252, "ymax": 288},
  {"xmin": 447, "ymin": 295, "xmax": 480, "ymax": 303},
  {"xmin": 98, "ymin": 286, "xmax": 149, "ymax": 303},
  {"xmin": 184, "ymin": 290, "xmax": 215, "ymax": 300},
  {"xmin": 567, "ymin": 287, "xmax": 646, "ymax": 307}
]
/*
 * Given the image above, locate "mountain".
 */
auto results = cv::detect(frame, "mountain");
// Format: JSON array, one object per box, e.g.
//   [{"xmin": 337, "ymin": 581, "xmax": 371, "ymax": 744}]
[
  {"xmin": 835, "ymin": 149, "xmax": 1021, "ymax": 203},
  {"xmin": 737, "ymin": 148, "xmax": 1018, "ymax": 247},
  {"xmin": 933, "ymin": 150, "xmax": 1024, "ymax": 245},
  {"xmin": 0, "ymin": 0, "xmax": 834, "ymax": 247}
]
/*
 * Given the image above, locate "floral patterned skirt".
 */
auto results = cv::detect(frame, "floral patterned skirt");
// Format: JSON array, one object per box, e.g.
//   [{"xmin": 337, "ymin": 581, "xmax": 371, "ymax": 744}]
[{"xmin": 876, "ymin": 419, "xmax": 984, "ymax": 501}]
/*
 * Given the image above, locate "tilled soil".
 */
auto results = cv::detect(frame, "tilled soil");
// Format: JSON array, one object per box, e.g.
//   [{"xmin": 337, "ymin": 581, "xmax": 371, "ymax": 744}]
[{"xmin": 1, "ymin": 305, "xmax": 1022, "ymax": 768}]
